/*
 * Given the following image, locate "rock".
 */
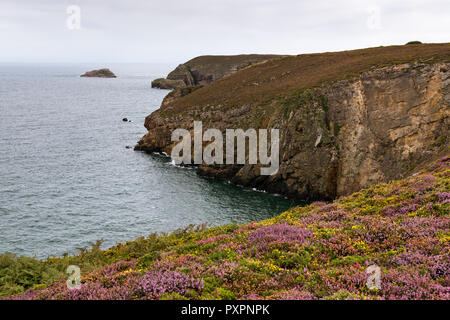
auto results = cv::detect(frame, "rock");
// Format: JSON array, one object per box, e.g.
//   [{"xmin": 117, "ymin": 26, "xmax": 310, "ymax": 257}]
[
  {"xmin": 136, "ymin": 44, "xmax": 450, "ymax": 201},
  {"xmin": 81, "ymin": 68, "xmax": 116, "ymax": 78},
  {"xmin": 166, "ymin": 64, "xmax": 195, "ymax": 86},
  {"xmin": 151, "ymin": 78, "xmax": 186, "ymax": 89}
]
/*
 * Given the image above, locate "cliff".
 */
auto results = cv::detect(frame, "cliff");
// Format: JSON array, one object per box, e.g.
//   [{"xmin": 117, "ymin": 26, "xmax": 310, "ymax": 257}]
[
  {"xmin": 4, "ymin": 155, "xmax": 449, "ymax": 300},
  {"xmin": 137, "ymin": 43, "xmax": 450, "ymax": 201},
  {"xmin": 151, "ymin": 54, "xmax": 286, "ymax": 89}
]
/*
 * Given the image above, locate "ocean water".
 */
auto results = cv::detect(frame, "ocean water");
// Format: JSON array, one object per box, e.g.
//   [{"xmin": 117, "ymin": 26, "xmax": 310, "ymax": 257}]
[{"xmin": 0, "ymin": 63, "xmax": 296, "ymax": 259}]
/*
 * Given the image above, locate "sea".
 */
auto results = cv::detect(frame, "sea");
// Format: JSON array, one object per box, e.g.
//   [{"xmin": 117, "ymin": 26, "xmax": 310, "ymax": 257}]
[{"xmin": 0, "ymin": 63, "xmax": 296, "ymax": 259}]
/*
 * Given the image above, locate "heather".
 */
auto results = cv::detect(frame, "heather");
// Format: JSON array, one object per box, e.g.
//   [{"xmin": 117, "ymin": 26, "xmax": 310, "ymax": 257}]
[{"xmin": 2, "ymin": 155, "xmax": 449, "ymax": 300}]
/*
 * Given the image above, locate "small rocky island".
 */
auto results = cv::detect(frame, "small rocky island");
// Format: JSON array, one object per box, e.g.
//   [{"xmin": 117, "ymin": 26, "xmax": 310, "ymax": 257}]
[{"xmin": 81, "ymin": 68, "xmax": 116, "ymax": 78}]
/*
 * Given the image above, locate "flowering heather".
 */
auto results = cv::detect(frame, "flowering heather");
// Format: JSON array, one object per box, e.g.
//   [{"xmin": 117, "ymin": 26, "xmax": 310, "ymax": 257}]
[
  {"xmin": 2, "ymin": 154, "xmax": 449, "ymax": 300},
  {"xmin": 102, "ymin": 260, "xmax": 137, "ymax": 276},
  {"xmin": 410, "ymin": 174, "xmax": 436, "ymax": 192},
  {"xmin": 246, "ymin": 223, "xmax": 313, "ymax": 249},
  {"xmin": 5, "ymin": 270, "xmax": 204, "ymax": 300},
  {"xmin": 437, "ymin": 192, "xmax": 450, "ymax": 204}
]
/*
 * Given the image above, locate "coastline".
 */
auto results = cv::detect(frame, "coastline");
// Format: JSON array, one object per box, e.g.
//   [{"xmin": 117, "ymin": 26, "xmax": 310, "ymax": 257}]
[
  {"xmin": 2, "ymin": 154, "xmax": 449, "ymax": 300},
  {"xmin": 137, "ymin": 44, "xmax": 450, "ymax": 201}
]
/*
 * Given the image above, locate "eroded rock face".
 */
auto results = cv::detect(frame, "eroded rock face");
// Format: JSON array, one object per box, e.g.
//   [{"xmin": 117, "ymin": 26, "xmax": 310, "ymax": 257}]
[
  {"xmin": 81, "ymin": 68, "xmax": 116, "ymax": 78},
  {"xmin": 136, "ymin": 62, "xmax": 450, "ymax": 201},
  {"xmin": 327, "ymin": 63, "xmax": 449, "ymax": 196}
]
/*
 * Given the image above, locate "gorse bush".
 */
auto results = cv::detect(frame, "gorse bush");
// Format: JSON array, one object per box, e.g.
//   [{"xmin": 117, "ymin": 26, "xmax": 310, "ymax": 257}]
[
  {"xmin": 0, "ymin": 253, "xmax": 61, "ymax": 297},
  {"xmin": 2, "ymin": 155, "xmax": 450, "ymax": 300}
]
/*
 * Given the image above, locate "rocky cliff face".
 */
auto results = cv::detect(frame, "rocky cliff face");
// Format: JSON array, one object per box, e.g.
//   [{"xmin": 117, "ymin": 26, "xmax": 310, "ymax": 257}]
[
  {"xmin": 137, "ymin": 45, "xmax": 450, "ymax": 201},
  {"xmin": 322, "ymin": 62, "xmax": 449, "ymax": 197},
  {"xmin": 151, "ymin": 54, "xmax": 285, "ymax": 89}
]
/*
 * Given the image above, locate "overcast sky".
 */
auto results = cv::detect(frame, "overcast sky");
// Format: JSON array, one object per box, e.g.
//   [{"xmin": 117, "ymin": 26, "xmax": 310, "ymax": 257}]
[{"xmin": 0, "ymin": 0, "xmax": 449, "ymax": 64}]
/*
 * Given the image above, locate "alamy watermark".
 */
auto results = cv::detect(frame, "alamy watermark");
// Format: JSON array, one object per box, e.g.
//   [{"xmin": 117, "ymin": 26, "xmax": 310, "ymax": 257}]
[
  {"xmin": 66, "ymin": 265, "xmax": 81, "ymax": 289},
  {"xmin": 66, "ymin": 5, "xmax": 81, "ymax": 30},
  {"xmin": 366, "ymin": 264, "xmax": 381, "ymax": 290},
  {"xmin": 171, "ymin": 121, "xmax": 279, "ymax": 175},
  {"xmin": 366, "ymin": 5, "xmax": 381, "ymax": 30}
]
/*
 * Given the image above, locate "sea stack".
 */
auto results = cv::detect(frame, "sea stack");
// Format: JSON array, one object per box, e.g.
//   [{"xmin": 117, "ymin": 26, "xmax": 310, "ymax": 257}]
[{"xmin": 81, "ymin": 68, "xmax": 116, "ymax": 78}]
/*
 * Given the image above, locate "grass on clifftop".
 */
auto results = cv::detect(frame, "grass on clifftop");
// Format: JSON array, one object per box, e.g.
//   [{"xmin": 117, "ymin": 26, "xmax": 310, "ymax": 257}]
[
  {"xmin": 164, "ymin": 43, "xmax": 450, "ymax": 114},
  {"xmin": 178, "ymin": 54, "xmax": 286, "ymax": 76},
  {"xmin": 1, "ymin": 154, "xmax": 449, "ymax": 300}
]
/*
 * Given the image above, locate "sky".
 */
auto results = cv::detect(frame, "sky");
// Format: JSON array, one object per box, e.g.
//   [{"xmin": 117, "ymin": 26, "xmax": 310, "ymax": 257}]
[{"xmin": 0, "ymin": 0, "xmax": 449, "ymax": 64}]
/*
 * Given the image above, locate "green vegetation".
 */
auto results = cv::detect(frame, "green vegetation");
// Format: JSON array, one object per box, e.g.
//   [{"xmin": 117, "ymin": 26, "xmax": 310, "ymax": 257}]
[{"xmin": 2, "ymin": 155, "xmax": 449, "ymax": 300}]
